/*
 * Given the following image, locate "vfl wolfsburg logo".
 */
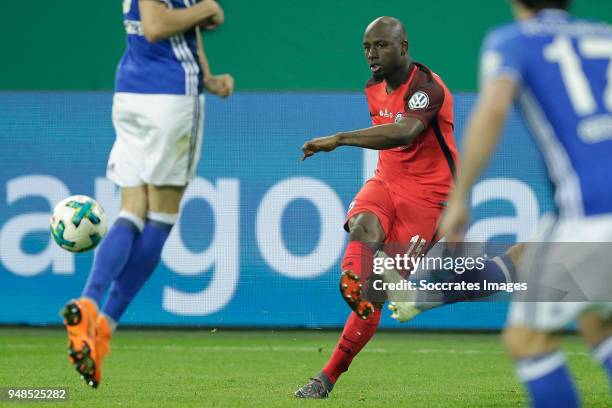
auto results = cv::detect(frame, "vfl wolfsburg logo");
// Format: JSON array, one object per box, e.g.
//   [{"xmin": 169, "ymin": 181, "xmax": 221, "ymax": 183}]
[{"xmin": 408, "ymin": 91, "xmax": 429, "ymax": 110}]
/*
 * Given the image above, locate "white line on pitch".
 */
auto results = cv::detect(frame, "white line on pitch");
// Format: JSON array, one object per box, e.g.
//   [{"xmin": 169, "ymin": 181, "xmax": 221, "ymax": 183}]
[{"xmin": 0, "ymin": 343, "xmax": 590, "ymax": 356}]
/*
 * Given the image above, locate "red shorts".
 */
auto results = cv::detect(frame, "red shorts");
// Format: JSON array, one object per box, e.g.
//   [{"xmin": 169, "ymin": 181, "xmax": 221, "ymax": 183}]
[{"xmin": 345, "ymin": 176, "xmax": 444, "ymax": 251}]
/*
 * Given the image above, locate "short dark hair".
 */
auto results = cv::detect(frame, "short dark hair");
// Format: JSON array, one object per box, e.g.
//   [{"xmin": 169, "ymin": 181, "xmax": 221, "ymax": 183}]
[{"xmin": 516, "ymin": 0, "xmax": 571, "ymax": 10}]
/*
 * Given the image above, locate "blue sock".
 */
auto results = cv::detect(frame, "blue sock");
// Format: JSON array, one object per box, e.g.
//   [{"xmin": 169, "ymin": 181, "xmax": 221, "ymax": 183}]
[
  {"xmin": 442, "ymin": 254, "xmax": 516, "ymax": 304},
  {"xmin": 81, "ymin": 215, "xmax": 143, "ymax": 305},
  {"xmin": 516, "ymin": 352, "xmax": 580, "ymax": 408},
  {"xmin": 102, "ymin": 217, "xmax": 174, "ymax": 322},
  {"xmin": 593, "ymin": 336, "xmax": 612, "ymax": 391}
]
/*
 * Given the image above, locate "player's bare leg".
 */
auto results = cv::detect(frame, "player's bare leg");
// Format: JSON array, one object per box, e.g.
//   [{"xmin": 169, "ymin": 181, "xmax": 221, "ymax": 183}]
[
  {"xmin": 340, "ymin": 212, "xmax": 385, "ymax": 319},
  {"xmin": 147, "ymin": 185, "xmax": 185, "ymax": 214},
  {"xmin": 579, "ymin": 312, "xmax": 612, "ymax": 391},
  {"xmin": 119, "ymin": 186, "xmax": 149, "ymax": 220},
  {"xmin": 580, "ymin": 313, "xmax": 612, "ymax": 348}
]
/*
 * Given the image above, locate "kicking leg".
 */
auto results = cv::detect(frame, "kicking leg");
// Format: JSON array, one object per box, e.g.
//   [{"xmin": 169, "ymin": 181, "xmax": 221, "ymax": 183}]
[
  {"xmin": 339, "ymin": 212, "xmax": 385, "ymax": 319},
  {"xmin": 389, "ymin": 243, "xmax": 523, "ymax": 323},
  {"xmin": 62, "ymin": 186, "xmax": 147, "ymax": 388},
  {"xmin": 81, "ymin": 186, "xmax": 147, "ymax": 307},
  {"xmin": 101, "ymin": 185, "xmax": 184, "ymax": 325}
]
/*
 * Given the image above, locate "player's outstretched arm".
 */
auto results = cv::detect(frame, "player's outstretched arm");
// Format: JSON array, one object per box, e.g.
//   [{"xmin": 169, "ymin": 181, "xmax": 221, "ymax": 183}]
[
  {"xmin": 139, "ymin": 0, "xmax": 223, "ymax": 43},
  {"xmin": 301, "ymin": 117, "xmax": 424, "ymax": 161},
  {"xmin": 336, "ymin": 116, "xmax": 424, "ymax": 150}
]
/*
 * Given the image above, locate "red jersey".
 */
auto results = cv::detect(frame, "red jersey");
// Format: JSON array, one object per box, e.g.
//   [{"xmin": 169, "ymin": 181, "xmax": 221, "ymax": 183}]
[{"xmin": 365, "ymin": 62, "xmax": 457, "ymax": 207}]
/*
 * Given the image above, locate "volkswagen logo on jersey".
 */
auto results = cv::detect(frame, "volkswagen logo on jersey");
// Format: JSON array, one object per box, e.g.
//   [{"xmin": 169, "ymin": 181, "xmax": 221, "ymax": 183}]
[{"xmin": 408, "ymin": 91, "xmax": 429, "ymax": 110}]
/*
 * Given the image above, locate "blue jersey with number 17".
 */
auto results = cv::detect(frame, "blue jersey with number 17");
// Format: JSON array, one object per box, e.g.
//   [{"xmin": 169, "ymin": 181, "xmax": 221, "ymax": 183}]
[{"xmin": 480, "ymin": 9, "xmax": 612, "ymax": 218}]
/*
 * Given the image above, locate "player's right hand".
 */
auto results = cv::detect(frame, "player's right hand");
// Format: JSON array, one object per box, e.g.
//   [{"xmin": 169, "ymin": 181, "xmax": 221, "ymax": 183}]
[{"xmin": 301, "ymin": 135, "xmax": 340, "ymax": 161}]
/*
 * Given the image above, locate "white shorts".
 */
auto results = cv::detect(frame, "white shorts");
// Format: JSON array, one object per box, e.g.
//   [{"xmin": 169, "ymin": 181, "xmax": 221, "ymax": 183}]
[
  {"xmin": 508, "ymin": 214, "xmax": 612, "ymax": 331},
  {"xmin": 107, "ymin": 92, "xmax": 205, "ymax": 187}
]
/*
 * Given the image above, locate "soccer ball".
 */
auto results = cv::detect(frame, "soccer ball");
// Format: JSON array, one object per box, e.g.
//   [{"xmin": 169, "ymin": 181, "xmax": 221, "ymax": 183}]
[{"xmin": 50, "ymin": 195, "xmax": 108, "ymax": 253}]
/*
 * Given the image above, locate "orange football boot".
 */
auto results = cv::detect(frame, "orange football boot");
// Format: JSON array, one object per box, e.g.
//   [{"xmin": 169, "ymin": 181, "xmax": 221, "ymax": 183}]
[
  {"xmin": 92, "ymin": 314, "xmax": 112, "ymax": 387},
  {"xmin": 61, "ymin": 298, "xmax": 99, "ymax": 388},
  {"xmin": 339, "ymin": 270, "xmax": 375, "ymax": 320}
]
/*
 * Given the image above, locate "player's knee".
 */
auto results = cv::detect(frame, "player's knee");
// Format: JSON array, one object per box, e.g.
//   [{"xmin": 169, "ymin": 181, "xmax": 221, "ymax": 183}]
[
  {"xmin": 148, "ymin": 185, "xmax": 185, "ymax": 214},
  {"xmin": 122, "ymin": 206, "xmax": 147, "ymax": 221},
  {"xmin": 503, "ymin": 327, "xmax": 531, "ymax": 358},
  {"xmin": 347, "ymin": 215, "xmax": 385, "ymax": 243},
  {"xmin": 348, "ymin": 223, "xmax": 368, "ymax": 242},
  {"xmin": 120, "ymin": 201, "xmax": 147, "ymax": 220},
  {"xmin": 503, "ymin": 326, "xmax": 557, "ymax": 359},
  {"xmin": 348, "ymin": 224, "xmax": 384, "ymax": 243},
  {"xmin": 579, "ymin": 313, "xmax": 612, "ymax": 347},
  {"xmin": 120, "ymin": 187, "xmax": 148, "ymax": 220}
]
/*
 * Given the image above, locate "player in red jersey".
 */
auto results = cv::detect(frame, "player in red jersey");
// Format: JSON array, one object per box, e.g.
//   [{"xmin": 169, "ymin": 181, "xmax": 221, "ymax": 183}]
[{"xmin": 295, "ymin": 16, "xmax": 457, "ymax": 399}]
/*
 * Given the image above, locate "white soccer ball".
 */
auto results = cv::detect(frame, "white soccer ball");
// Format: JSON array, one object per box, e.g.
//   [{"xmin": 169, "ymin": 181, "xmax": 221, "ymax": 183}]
[{"xmin": 50, "ymin": 195, "xmax": 108, "ymax": 253}]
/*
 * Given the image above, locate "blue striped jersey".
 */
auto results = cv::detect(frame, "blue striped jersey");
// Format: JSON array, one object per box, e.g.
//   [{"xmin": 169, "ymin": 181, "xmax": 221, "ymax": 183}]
[
  {"xmin": 480, "ymin": 9, "xmax": 612, "ymax": 218},
  {"xmin": 115, "ymin": 0, "xmax": 203, "ymax": 95}
]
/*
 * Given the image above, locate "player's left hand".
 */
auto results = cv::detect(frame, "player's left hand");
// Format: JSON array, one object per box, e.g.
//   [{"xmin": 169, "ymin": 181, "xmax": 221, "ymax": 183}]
[
  {"xmin": 301, "ymin": 135, "xmax": 340, "ymax": 161},
  {"xmin": 437, "ymin": 198, "xmax": 470, "ymax": 244},
  {"xmin": 205, "ymin": 74, "xmax": 234, "ymax": 97}
]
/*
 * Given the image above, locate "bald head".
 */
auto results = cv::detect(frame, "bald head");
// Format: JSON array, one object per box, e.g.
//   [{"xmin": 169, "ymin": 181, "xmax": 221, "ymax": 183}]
[
  {"xmin": 365, "ymin": 16, "xmax": 407, "ymax": 44},
  {"xmin": 362, "ymin": 16, "xmax": 410, "ymax": 81}
]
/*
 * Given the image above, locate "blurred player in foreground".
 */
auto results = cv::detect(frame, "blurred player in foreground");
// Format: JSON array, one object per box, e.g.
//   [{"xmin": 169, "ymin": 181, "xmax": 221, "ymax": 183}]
[
  {"xmin": 61, "ymin": 0, "xmax": 233, "ymax": 388},
  {"xmin": 440, "ymin": 0, "xmax": 612, "ymax": 406},
  {"xmin": 295, "ymin": 16, "xmax": 460, "ymax": 398}
]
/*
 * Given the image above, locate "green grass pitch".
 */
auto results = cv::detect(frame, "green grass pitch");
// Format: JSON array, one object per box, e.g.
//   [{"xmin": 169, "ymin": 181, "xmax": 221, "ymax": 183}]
[{"xmin": 0, "ymin": 328, "xmax": 609, "ymax": 407}]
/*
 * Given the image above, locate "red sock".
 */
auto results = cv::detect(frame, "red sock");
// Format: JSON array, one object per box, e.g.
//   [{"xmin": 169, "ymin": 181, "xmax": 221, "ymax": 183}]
[
  {"xmin": 341, "ymin": 241, "xmax": 374, "ymax": 284},
  {"xmin": 322, "ymin": 309, "xmax": 382, "ymax": 383}
]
